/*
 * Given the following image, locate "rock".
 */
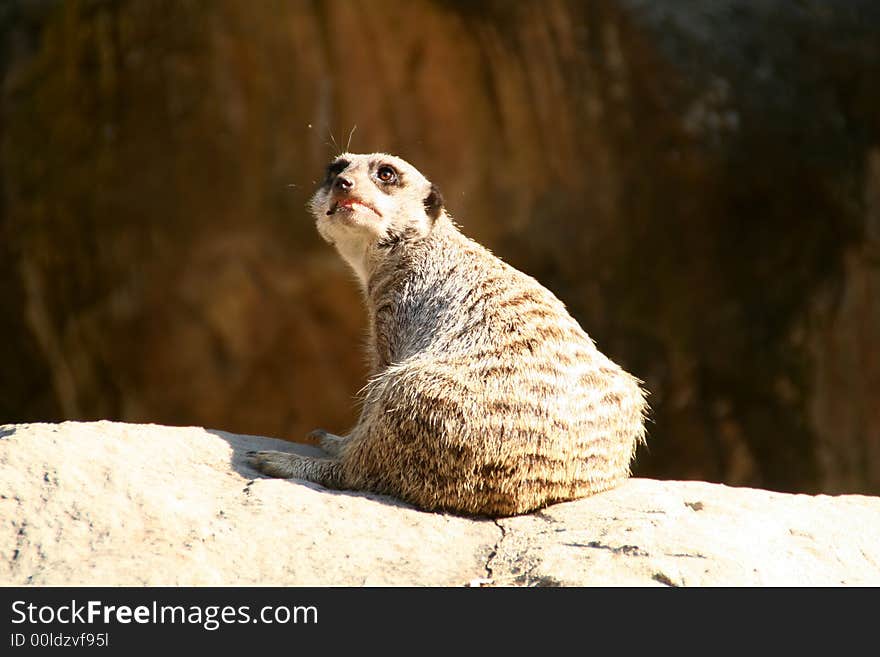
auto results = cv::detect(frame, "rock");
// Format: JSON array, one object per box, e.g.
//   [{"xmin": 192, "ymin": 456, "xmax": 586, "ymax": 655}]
[
  {"xmin": 490, "ymin": 480, "xmax": 880, "ymax": 586},
  {"xmin": 1, "ymin": 421, "xmax": 878, "ymax": 586},
  {"xmin": 0, "ymin": 421, "xmax": 495, "ymax": 586}
]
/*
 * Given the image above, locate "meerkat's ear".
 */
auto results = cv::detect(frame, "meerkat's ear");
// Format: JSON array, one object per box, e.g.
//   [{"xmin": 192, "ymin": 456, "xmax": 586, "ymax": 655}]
[{"xmin": 423, "ymin": 184, "xmax": 444, "ymax": 222}]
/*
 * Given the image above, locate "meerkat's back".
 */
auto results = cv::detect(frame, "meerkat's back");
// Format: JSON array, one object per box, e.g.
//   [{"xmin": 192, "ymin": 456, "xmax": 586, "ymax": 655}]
[{"xmin": 248, "ymin": 153, "xmax": 648, "ymax": 517}]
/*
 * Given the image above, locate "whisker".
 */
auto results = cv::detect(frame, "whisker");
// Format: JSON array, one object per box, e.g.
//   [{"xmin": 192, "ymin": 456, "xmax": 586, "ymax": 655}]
[{"xmin": 328, "ymin": 128, "xmax": 340, "ymax": 155}]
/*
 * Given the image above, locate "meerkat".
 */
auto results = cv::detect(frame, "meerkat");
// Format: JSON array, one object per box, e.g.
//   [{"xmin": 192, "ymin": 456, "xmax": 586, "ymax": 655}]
[{"xmin": 247, "ymin": 153, "xmax": 648, "ymax": 517}]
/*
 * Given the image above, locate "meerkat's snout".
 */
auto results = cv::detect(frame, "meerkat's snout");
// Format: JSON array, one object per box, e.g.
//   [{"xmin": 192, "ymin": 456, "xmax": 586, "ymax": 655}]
[
  {"xmin": 324, "ymin": 169, "xmax": 382, "ymax": 218},
  {"xmin": 334, "ymin": 174, "xmax": 354, "ymax": 192},
  {"xmin": 326, "ymin": 174, "xmax": 354, "ymax": 212}
]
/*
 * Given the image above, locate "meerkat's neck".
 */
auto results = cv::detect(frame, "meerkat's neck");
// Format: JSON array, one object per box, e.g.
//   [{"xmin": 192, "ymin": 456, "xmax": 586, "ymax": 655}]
[
  {"xmin": 330, "ymin": 231, "xmax": 372, "ymax": 287},
  {"xmin": 337, "ymin": 213, "xmax": 456, "ymax": 290}
]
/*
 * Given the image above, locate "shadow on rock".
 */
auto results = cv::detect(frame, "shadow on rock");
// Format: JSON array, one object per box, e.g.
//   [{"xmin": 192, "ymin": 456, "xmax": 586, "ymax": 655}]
[{"xmin": 204, "ymin": 428, "xmax": 412, "ymax": 510}]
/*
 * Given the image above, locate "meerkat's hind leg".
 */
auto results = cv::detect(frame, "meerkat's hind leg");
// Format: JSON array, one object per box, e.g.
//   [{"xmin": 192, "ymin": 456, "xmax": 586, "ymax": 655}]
[
  {"xmin": 308, "ymin": 429, "xmax": 349, "ymax": 457},
  {"xmin": 246, "ymin": 450, "xmax": 345, "ymax": 489}
]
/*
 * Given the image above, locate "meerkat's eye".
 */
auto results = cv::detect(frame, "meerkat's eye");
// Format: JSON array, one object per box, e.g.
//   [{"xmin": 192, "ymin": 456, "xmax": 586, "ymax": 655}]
[{"xmin": 376, "ymin": 165, "xmax": 398, "ymax": 184}]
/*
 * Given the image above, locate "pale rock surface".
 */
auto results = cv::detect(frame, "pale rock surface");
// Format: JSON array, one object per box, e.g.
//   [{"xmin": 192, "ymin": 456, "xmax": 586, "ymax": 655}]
[{"xmin": 1, "ymin": 421, "xmax": 878, "ymax": 586}]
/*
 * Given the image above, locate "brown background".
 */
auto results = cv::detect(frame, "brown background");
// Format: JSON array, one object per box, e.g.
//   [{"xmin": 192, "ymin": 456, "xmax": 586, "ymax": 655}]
[{"xmin": 2, "ymin": 0, "xmax": 879, "ymax": 495}]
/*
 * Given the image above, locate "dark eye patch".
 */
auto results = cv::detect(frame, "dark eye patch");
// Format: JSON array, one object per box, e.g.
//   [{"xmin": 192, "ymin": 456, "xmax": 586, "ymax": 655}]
[{"xmin": 324, "ymin": 159, "xmax": 350, "ymax": 184}]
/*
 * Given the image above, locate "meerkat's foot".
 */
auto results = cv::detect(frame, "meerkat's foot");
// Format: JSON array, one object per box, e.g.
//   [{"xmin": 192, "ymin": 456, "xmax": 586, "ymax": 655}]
[
  {"xmin": 246, "ymin": 450, "xmax": 345, "ymax": 489},
  {"xmin": 308, "ymin": 429, "xmax": 348, "ymax": 457},
  {"xmin": 246, "ymin": 450, "xmax": 303, "ymax": 478}
]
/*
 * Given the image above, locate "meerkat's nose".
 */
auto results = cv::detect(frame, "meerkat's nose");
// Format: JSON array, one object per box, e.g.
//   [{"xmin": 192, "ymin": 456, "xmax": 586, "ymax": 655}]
[{"xmin": 334, "ymin": 175, "xmax": 354, "ymax": 192}]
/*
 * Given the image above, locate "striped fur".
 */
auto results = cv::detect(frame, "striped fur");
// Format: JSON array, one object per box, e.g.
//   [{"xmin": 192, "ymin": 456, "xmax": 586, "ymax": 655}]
[{"xmin": 248, "ymin": 153, "xmax": 648, "ymax": 517}]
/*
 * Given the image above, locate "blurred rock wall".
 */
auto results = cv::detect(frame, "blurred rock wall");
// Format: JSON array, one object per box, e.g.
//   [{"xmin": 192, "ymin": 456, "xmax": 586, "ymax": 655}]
[{"xmin": 2, "ymin": 0, "xmax": 878, "ymax": 494}]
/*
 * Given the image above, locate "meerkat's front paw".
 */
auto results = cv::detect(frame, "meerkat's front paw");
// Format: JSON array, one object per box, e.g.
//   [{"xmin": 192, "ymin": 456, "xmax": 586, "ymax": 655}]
[
  {"xmin": 309, "ymin": 429, "xmax": 348, "ymax": 457},
  {"xmin": 246, "ymin": 450, "xmax": 304, "ymax": 479},
  {"xmin": 307, "ymin": 429, "xmax": 330, "ymax": 444}
]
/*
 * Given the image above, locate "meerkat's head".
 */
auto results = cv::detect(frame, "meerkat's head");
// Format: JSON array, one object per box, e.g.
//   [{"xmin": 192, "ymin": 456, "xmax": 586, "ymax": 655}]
[{"xmin": 308, "ymin": 152, "xmax": 444, "ymax": 283}]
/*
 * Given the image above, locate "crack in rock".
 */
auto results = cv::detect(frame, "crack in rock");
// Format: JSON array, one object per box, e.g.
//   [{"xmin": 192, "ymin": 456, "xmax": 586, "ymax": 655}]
[
  {"xmin": 652, "ymin": 572, "xmax": 679, "ymax": 587},
  {"xmin": 566, "ymin": 541, "xmax": 650, "ymax": 557},
  {"xmin": 480, "ymin": 519, "xmax": 506, "ymax": 585},
  {"xmin": 664, "ymin": 551, "xmax": 708, "ymax": 559}
]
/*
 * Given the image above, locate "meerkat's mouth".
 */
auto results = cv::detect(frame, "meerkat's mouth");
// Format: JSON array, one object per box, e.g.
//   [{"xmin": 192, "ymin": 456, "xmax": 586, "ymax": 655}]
[{"xmin": 327, "ymin": 198, "xmax": 382, "ymax": 217}]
